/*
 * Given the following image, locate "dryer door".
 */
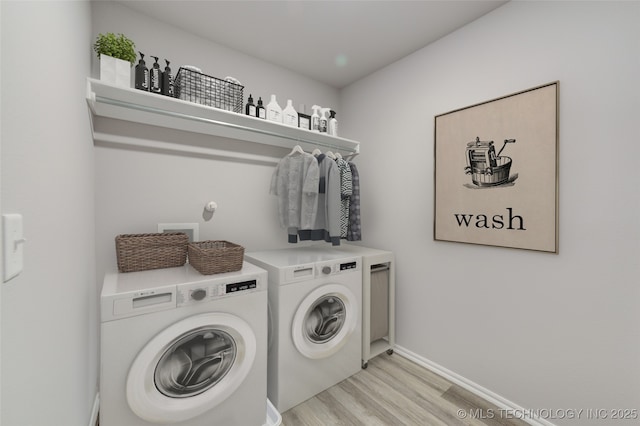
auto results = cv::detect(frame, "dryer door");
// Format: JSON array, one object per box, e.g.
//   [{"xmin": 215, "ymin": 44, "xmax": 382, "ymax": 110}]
[
  {"xmin": 126, "ymin": 312, "xmax": 256, "ymax": 423},
  {"xmin": 292, "ymin": 283, "xmax": 358, "ymax": 359}
]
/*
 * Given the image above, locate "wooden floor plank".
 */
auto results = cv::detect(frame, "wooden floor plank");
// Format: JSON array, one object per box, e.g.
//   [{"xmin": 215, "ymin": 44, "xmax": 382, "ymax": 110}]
[
  {"xmin": 323, "ymin": 380, "xmax": 395, "ymax": 426},
  {"xmin": 365, "ymin": 355, "xmax": 493, "ymax": 426},
  {"xmin": 345, "ymin": 371, "xmax": 451, "ymax": 426},
  {"xmin": 284, "ymin": 394, "xmax": 344, "ymax": 426},
  {"xmin": 369, "ymin": 352, "xmax": 452, "ymax": 394},
  {"xmin": 442, "ymin": 385, "xmax": 530, "ymax": 426},
  {"xmin": 281, "ymin": 353, "xmax": 529, "ymax": 426}
]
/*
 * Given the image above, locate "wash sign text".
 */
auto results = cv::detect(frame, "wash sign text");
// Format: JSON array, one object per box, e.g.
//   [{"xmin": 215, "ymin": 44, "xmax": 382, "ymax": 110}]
[{"xmin": 454, "ymin": 207, "xmax": 526, "ymax": 230}]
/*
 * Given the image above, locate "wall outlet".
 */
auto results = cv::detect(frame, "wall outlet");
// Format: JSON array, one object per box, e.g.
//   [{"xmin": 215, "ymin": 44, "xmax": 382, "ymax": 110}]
[{"xmin": 157, "ymin": 223, "xmax": 199, "ymax": 242}]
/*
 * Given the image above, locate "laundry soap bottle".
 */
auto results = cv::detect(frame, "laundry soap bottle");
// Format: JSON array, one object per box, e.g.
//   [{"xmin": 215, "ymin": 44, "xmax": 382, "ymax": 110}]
[
  {"xmin": 319, "ymin": 108, "xmax": 330, "ymax": 133},
  {"xmin": 135, "ymin": 52, "xmax": 149, "ymax": 91},
  {"xmin": 266, "ymin": 94, "xmax": 282, "ymax": 123},
  {"xmin": 282, "ymin": 99, "xmax": 298, "ymax": 127},
  {"xmin": 161, "ymin": 60, "xmax": 174, "ymax": 97},
  {"xmin": 311, "ymin": 105, "xmax": 321, "ymax": 132},
  {"xmin": 245, "ymin": 94, "xmax": 256, "ymax": 116},
  {"xmin": 328, "ymin": 110, "xmax": 338, "ymax": 136},
  {"xmin": 256, "ymin": 97, "xmax": 266, "ymax": 119},
  {"xmin": 149, "ymin": 56, "xmax": 162, "ymax": 93}
]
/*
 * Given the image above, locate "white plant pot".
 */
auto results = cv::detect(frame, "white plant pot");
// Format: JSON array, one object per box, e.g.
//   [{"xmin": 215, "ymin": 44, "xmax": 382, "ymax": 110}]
[{"xmin": 100, "ymin": 54, "xmax": 131, "ymax": 88}]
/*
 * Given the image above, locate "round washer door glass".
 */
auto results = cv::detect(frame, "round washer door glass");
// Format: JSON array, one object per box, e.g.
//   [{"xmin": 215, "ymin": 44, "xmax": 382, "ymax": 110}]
[
  {"xmin": 292, "ymin": 283, "xmax": 358, "ymax": 359},
  {"xmin": 155, "ymin": 328, "xmax": 236, "ymax": 398},
  {"xmin": 127, "ymin": 312, "xmax": 256, "ymax": 424},
  {"xmin": 304, "ymin": 295, "xmax": 346, "ymax": 343}
]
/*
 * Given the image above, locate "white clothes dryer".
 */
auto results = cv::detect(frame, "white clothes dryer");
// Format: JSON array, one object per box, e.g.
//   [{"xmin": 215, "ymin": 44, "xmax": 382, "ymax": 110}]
[
  {"xmin": 100, "ymin": 262, "xmax": 268, "ymax": 426},
  {"xmin": 245, "ymin": 247, "xmax": 362, "ymax": 413}
]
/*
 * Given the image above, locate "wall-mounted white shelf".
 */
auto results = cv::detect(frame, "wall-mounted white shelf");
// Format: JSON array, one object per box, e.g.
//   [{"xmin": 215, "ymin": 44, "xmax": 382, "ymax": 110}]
[{"xmin": 86, "ymin": 78, "xmax": 360, "ymax": 161}]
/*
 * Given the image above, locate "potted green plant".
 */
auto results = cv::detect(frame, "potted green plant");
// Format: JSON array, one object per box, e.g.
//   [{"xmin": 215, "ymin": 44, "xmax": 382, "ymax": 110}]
[{"xmin": 93, "ymin": 33, "xmax": 136, "ymax": 88}]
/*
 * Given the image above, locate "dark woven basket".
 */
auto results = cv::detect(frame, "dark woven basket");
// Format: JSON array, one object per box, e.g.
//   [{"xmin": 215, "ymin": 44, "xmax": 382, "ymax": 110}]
[
  {"xmin": 115, "ymin": 233, "xmax": 188, "ymax": 273},
  {"xmin": 174, "ymin": 67, "xmax": 244, "ymax": 113},
  {"xmin": 188, "ymin": 240, "xmax": 244, "ymax": 275}
]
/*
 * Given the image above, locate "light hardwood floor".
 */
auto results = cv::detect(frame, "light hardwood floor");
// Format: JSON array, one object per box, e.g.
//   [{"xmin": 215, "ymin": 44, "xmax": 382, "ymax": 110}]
[{"xmin": 281, "ymin": 353, "xmax": 530, "ymax": 426}]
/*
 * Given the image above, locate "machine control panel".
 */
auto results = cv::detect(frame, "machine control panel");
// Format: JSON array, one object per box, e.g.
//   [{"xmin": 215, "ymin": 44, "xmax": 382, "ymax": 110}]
[
  {"xmin": 316, "ymin": 257, "xmax": 360, "ymax": 276},
  {"xmin": 178, "ymin": 278, "xmax": 260, "ymax": 306},
  {"xmin": 226, "ymin": 280, "xmax": 257, "ymax": 294},
  {"xmin": 340, "ymin": 261, "xmax": 357, "ymax": 271},
  {"xmin": 190, "ymin": 288, "xmax": 207, "ymax": 301}
]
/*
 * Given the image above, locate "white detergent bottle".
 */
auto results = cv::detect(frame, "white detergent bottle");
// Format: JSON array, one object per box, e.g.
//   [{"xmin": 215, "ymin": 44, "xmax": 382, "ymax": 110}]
[
  {"xmin": 311, "ymin": 105, "xmax": 321, "ymax": 132},
  {"xmin": 267, "ymin": 94, "xmax": 283, "ymax": 123},
  {"xmin": 319, "ymin": 108, "xmax": 330, "ymax": 133},
  {"xmin": 328, "ymin": 110, "xmax": 338, "ymax": 136},
  {"xmin": 282, "ymin": 99, "xmax": 298, "ymax": 127}
]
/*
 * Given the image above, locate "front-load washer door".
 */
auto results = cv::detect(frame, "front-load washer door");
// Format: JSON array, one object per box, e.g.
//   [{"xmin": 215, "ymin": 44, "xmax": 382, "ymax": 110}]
[
  {"xmin": 292, "ymin": 283, "xmax": 358, "ymax": 359},
  {"xmin": 126, "ymin": 312, "xmax": 256, "ymax": 424}
]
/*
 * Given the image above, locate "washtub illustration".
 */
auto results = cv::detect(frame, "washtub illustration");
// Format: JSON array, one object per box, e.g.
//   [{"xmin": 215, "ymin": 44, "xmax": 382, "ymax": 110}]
[{"xmin": 464, "ymin": 136, "xmax": 517, "ymax": 187}]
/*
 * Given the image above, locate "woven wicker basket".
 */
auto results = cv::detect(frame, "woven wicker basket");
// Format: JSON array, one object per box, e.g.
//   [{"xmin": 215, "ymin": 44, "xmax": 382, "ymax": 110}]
[
  {"xmin": 188, "ymin": 240, "xmax": 244, "ymax": 275},
  {"xmin": 115, "ymin": 233, "xmax": 188, "ymax": 273}
]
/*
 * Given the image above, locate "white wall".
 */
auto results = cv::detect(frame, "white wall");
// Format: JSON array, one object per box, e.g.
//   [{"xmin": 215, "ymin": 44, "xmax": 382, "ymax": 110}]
[
  {"xmin": 92, "ymin": 1, "xmax": 343, "ymax": 282},
  {"xmin": 0, "ymin": 1, "xmax": 96, "ymax": 425},
  {"xmin": 341, "ymin": 1, "xmax": 639, "ymax": 424}
]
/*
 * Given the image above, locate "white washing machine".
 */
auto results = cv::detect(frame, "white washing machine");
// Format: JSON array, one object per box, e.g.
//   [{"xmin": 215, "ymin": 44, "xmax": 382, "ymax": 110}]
[
  {"xmin": 245, "ymin": 247, "xmax": 362, "ymax": 413},
  {"xmin": 100, "ymin": 262, "xmax": 268, "ymax": 426}
]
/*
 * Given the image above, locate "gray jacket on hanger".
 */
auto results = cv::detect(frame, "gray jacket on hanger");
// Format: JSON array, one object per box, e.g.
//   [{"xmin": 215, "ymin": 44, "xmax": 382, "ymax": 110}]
[
  {"xmin": 298, "ymin": 154, "xmax": 341, "ymax": 245},
  {"xmin": 270, "ymin": 151, "xmax": 319, "ymax": 242}
]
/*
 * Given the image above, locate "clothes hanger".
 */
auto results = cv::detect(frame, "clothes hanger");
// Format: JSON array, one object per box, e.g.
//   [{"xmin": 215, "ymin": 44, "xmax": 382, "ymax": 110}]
[
  {"xmin": 289, "ymin": 145, "xmax": 305, "ymax": 156},
  {"xmin": 325, "ymin": 151, "xmax": 336, "ymax": 160},
  {"xmin": 343, "ymin": 152, "xmax": 359, "ymax": 162},
  {"xmin": 311, "ymin": 148, "xmax": 322, "ymax": 157},
  {"xmin": 335, "ymin": 152, "xmax": 343, "ymax": 159}
]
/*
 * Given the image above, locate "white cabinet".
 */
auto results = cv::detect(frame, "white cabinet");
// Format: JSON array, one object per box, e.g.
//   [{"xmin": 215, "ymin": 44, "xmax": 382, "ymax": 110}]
[{"xmin": 340, "ymin": 244, "xmax": 395, "ymax": 369}]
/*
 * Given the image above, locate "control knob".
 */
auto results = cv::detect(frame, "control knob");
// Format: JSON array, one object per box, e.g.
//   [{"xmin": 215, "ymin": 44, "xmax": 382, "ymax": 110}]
[
  {"xmin": 191, "ymin": 288, "xmax": 207, "ymax": 301},
  {"xmin": 322, "ymin": 266, "xmax": 332, "ymax": 275}
]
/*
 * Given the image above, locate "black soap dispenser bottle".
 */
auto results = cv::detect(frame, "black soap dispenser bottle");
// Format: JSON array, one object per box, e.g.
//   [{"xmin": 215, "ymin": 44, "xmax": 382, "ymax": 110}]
[
  {"xmin": 256, "ymin": 97, "xmax": 266, "ymax": 119},
  {"xmin": 135, "ymin": 52, "xmax": 149, "ymax": 91},
  {"xmin": 245, "ymin": 94, "xmax": 256, "ymax": 116},
  {"xmin": 150, "ymin": 56, "xmax": 162, "ymax": 94},
  {"xmin": 161, "ymin": 60, "xmax": 174, "ymax": 97}
]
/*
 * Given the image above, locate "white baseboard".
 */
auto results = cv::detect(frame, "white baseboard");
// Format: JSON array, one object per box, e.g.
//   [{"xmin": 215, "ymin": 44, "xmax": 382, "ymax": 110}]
[
  {"xmin": 393, "ymin": 345, "xmax": 556, "ymax": 426},
  {"xmin": 89, "ymin": 393, "xmax": 99, "ymax": 426}
]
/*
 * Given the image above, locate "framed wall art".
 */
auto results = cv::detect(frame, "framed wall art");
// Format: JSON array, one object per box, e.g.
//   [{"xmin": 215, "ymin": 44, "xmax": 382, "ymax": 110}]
[{"xmin": 434, "ymin": 82, "xmax": 559, "ymax": 253}]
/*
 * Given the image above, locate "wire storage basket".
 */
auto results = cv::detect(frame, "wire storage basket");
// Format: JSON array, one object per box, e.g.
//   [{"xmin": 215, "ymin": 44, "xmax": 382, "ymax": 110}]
[
  {"xmin": 175, "ymin": 67, "xmax": 244, "ymax": 113},
  {"xmin": 115, "ymin": 233, "xmax": 189, "ymax": 273},
  {"xmin": 188, "ymin": 240, "xmax": 244, "ymax": 275}
]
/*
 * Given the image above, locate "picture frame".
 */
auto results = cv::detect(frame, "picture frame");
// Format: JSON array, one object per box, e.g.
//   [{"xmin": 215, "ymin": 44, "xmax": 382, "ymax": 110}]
[{"xmin": 434, "ymin": 82, "xmax": 559, "ymax": 253}]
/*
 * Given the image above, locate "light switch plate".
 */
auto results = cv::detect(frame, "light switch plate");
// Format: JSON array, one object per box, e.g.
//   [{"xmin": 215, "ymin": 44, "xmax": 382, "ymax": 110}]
[{"xmin": 3, "ymin": 213, "xmax": 25, "ymax": 282}]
